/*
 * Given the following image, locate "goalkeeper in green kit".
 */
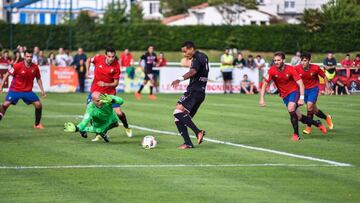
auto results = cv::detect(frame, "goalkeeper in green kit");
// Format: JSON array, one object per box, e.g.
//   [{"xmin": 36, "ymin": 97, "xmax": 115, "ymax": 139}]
[{"xmin": 64, "ymin": 91, "xmax": 124, "ymax": 142}]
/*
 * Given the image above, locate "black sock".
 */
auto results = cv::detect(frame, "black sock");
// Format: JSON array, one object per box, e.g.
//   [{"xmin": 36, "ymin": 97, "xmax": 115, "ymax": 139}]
[
  {"xmin": 300, "ymin": 114, "xmax": 320, "ymax": 127},
  {"xmin": 175, "ymin": 121, "xmax": 192, "ymax": 146},
  {"xmin": 35, "ymin": 107, "xmax": 42, "ymax": 125},
  {"xmin": 307, "ymin": 111, "xmax": 314, "ymax": 127},
  {"xmin": 315, "ymin": 109, "xmax": 327, "ymax": 120},
  {"xmin": 118, "ymin": 112, "xmax": 129, "ymax": 128},
  {"xmin": 174, "ymin": 113, "xmax": 200, "ymax": 135},
  {"xmin": 150, "ymin": 86, "xmax": 153, "ymax": 95},
  {"xmin": 138, "ymin": 85, "xmax": 144, "ymax": 93},
  {"xmin": 289, "ymin": 111, "xmax": 299, "ymax": 135}
]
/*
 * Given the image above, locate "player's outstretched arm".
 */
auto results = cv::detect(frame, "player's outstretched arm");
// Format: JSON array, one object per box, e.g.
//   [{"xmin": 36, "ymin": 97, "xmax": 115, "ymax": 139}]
[
  {"xmin": 85, "ymin": 58, "xmax": 91, "ymax": 78},
  {"xmin": 99, "ymin": 94, "xmax": 124, "ymax": 105},
  {"xmin": 323, "ymin": 76, "xmax": 332, "ymax": 95},
  {"xmin": 0, "ymin": 72, "xmax": 10, "ymax": 94},
  {"xmin": 171, "ymin": 69, "xmax": 197, "ymax": 88},
  {"xmin": 296, "ymin": 79, "xmax": 305, "ymax": 106},
  {"xmin": 77, "ymin": 105, "xmax": 94, "ymax": 132},
  {"xmin": 36, "ymin": 78, "xmax": 46, "ymax": 97},
  {"xmin": 259, "ymin": 80, "xmax": 268, "ymax": 107}
]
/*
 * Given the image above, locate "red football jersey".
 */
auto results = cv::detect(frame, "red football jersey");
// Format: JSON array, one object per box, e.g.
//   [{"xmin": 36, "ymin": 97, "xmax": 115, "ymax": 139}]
[
  {"xmin": 294, "ymin": 64, "xmax": 325, "ymax": 89},
  {"xmin": 90, "ymin": 55, "xmax": 120, "ymax": 95},
  {"xmin": 8, "ymin": 61, "xmax": 41, "ymax": 92},
  {"xmin": 265, "ymin": 65, "xmax": 301, "ymax": 98},
  {"xmin": 120, "ymin": 53, "xmax": 133, "ymax": 67}
]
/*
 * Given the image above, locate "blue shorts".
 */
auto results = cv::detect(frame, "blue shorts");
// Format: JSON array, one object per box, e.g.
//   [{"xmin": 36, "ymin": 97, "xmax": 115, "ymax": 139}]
[
  {"xmin": 283, "ymin": 91, "xmax": 299, "ymax": 107},
  {"xmin": 6, "ymin": 91, "xmax": 40, "ymax": 105},
  {"xmin": 86, "ymin": 93, "xmax": 120, "ymax": 108},
  {"xmin": 304, "ymin": 87, "xmax": 319, "ymax": 104}
]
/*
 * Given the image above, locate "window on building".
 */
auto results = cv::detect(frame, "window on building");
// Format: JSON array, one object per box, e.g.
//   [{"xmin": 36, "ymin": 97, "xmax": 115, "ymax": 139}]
[
  {"xmin": 197, "ymin": 13, "xmax": 204, "ymax": 25},
  {"xmin": 285, "ymin": 1, "xmax": 295, "ymax": 8},
  {"xmin": 260, "ymin": 21, "xmax": 266, "ymax": 25},
  {"xmin": 251, "ymin": 21, "xmax": 257, "ymax": 25},
  {"xmin": 149, "ymin": 2, "xmax": 160, "ymax": 14}
]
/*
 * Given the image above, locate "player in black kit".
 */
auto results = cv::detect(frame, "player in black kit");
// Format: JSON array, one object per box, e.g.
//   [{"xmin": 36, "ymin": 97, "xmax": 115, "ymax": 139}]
[
  {"xmin": 171, "ymin": 41, "xmax": 209, "ymax": 149},
  {"xmin": 135, "ymin": 45, "xmax": 157, "ymax": 100}
]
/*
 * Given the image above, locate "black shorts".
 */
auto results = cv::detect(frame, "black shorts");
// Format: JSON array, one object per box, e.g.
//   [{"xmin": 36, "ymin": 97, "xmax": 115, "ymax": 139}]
[
  {"xmin": 222, "ymin": 72, "xmax": 233, "ymax": 80},
  {"xmin": 144, "ymin": 72, "xmax": 154, "ymax": 80},
  {"xmin": 177, "ymin": 91, "xmax": 205, "ymax": 117}
]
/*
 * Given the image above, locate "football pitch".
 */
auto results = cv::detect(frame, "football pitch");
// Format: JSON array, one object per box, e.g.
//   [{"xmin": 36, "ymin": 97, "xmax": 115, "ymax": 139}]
[{"xmin": 0, "ymin": 93, "xmax": 359, "ymax": 202}]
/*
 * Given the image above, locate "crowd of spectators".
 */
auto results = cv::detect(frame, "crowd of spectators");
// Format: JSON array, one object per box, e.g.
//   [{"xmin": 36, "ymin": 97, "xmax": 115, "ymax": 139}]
[
  {"xmin": 218, "ymin": 48, "xmax": 360, "ymax": 95},
  {"xmin": 0, "ymin": 46, "xmax": 359, "ymax": 95}
]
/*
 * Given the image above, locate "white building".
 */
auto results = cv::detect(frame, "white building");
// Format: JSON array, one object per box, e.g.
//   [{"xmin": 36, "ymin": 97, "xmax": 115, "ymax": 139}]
[
  {"xmin": 162, "ymin": 3, "xmax": 270, "ymax": 26},
  {"xmin": 257, "ymin": 0, "xmax": 331, "ymax": 24},
  {"xmin": 2, "ymin": 0, "xmax": 161, "ymax": 24},
  {"xmin": 139, "ymin": 0, "xmax": 162, "ymax": 20}
]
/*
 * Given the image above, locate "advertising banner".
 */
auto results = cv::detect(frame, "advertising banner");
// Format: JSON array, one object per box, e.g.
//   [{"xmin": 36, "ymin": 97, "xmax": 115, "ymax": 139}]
[{"xmin": 159, "ymin": 67, "xmax": 259, "ymax": 93}]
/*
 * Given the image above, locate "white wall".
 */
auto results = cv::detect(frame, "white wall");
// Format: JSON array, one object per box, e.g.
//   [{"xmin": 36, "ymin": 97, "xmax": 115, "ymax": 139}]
[
  {"xmin": 168, "ymin": 6, "xmax": 270, "ymax": 26},
  {"xmin": 258, "ymin": 0, "xmax": 331, "ymax": 15}
]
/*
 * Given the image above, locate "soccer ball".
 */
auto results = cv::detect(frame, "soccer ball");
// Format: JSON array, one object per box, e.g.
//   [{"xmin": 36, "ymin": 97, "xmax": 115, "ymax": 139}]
[{"xmin": 141, "ymin": 135, "xmax": 157, "ymax": 149}]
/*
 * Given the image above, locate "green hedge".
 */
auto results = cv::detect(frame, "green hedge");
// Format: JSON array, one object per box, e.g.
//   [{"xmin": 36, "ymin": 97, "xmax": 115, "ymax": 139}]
[{"xmin": 1, "ymin": 21, "xmax": 359, "ymax": 52}]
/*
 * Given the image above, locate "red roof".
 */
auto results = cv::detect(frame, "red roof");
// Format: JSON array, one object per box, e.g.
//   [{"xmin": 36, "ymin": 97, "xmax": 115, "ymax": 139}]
[{"xmin": 162, "ymin": 3, "xmax": 209, "ymax": 25}]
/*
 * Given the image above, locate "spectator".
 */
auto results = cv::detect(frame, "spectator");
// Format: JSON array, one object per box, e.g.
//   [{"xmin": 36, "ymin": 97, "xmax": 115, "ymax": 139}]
[
  {"xmin": 56, "ymin": 47, "xmax": 70, "ymax": 67},
  {"xmin": 323, "ymin": 51, "xmax": 337, "ymax": 94},
  {"xmin": 0, "ymin": 50, "xmax": 12, "ymax": 65},
  {"xmin": 75, "ymin": 59, "xmax": 86, "ymax": 93},
  {"xmin": 65, "ymin": 49, "xmax": 73, "ymax": 66},
  {"xmin": 156, "ymin": 52, "xmax": 167, "ymax": 67},
  {"xmin": 220, "ymin": 48, "xmax": 234, "ymax": 94},
  {"xmin": 255, "ymin": 54, "xmax": 266, "ymax": 81},
  {"xmin": 340, "ymin": 53, "xmax": 352, "ymax": 77},
  {"xmin": 353, "ymin": 54, "xmax": 360, "ymax": 74},
  {"xmin": 72, "ymin": 48, "xmax": 87, "ymax": 67},
  {"xmin": 32, "ymin": 46, "xmax": 40, "ymax": 64},
  {"xmin": 17, "ymin": 45, "xmax": 25, "ymax": 58},
  {"xmin": 334, "ymin": 54, "xmax": 352, "ymax": 95},
  {"xmin": 11, "ymin": 51, "xmax": 23, "ymax": 64},
  {"xmin": 246, "ymin": 55, "xmax": 256, "ymax": 69},
  {"xmin": 48, "ymin": 52, "xmax": 56, "ymax": 66},
  {"xmin": 233, "ymin": 53, "xmax": 246, "ymax": 69},
  {"xmin": 37, "ymin": 51, "xmax": 48, "ymax": 66},
  {"xmin": 120, "ymin": 48, "xmax": 134, "ymax": 79},
  {"xmin": 240, "ymin": 74, "xmax": 258, "ymax": 94},
  {"xmin": 290, "ymin": 51, "xmax": 301, "ymax": 66}
]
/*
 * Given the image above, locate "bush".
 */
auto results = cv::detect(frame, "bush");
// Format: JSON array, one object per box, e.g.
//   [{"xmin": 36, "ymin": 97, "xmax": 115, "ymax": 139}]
[{"xmin": 0, "ymin": 22, "xmax": 359, "ymax": 52}]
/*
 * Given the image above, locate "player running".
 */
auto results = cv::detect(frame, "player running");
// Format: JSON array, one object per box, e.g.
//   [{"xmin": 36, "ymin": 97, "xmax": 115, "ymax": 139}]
[
  {"xmin": 135, "ymin": 45, "xmax": 157, "ymax": 100},
  {"xmin": 259, "ymin": 51, "xmax": 327, "ymax": 141},
  {"xmin": 64, "ymin": 92, "xmax": 123, "ymax": 142},
  {"xmin": 0, "ymin": 50, "xmax": 46, "ymax": 128},
  {"xmin": 171, "ymin": 41, "xmax": 207, "ymax": 149},
  {"xmin": 86, "ymin": 47, "xmax": 132, "ymax": 141},
  {"xmin": 294, "ymin": 52, "xmax": 333, "ymax": 134}
]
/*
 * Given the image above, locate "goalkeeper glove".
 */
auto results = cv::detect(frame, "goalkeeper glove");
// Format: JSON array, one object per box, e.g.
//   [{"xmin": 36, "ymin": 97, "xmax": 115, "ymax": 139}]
[
  {"xmin": 64, "ymin": 122, "xmax": 77, "ymax": 133},
  {"xmin": 99, "ymin": 94, "xmax": 113, "ymax": 104}
]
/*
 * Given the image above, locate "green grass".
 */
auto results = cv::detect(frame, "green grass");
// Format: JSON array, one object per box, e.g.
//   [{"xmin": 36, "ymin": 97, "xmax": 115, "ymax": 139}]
[{"xmin": 0, "ymin": 93, "xmax": 359, "ymax": 202}]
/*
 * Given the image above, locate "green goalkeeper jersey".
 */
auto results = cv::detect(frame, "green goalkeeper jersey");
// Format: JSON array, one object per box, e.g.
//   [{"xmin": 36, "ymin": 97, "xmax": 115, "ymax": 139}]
[{"xmin": 77, "ymin": 95, "xmax": 123, "ymax": 133}]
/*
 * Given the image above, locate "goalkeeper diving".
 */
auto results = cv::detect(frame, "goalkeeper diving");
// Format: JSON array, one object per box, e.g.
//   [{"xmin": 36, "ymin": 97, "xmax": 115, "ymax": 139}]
[{"xmin": 64, "ymin": 91, "xmax": 125, "ymax": 142}]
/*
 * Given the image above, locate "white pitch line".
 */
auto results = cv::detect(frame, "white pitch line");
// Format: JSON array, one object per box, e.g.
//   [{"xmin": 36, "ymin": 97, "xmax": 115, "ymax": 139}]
[
  {"xmin": 129, "ymin": 124, "xmax": 353, "ymax": 167},
  {"xmin": 0, "ymin": 163, "xmax": 343, "ymax": 170}
]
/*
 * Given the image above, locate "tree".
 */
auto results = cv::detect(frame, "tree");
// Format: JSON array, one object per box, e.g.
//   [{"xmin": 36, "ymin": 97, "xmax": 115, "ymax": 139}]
[
  {"xmin": 209, "ymin": 0, "xmax": 257, "ymax": 9},
  {"xmin": 321, "ymin": 0, "xmax": 360, "ymax": 22},
  {"xmin": 301, "ymin": 8, "xmax": 324, "ymax": 32},
  {"xmin": 102, "ymin": 1, "xmax": 128, "ymax": 25},
  {"xmin": 74, "ymin": 11, "xmax": 97, "ymax": 50},
  {"xmin": 129, "ymin": 3, "xmax": 144, "ymax": 24}
]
